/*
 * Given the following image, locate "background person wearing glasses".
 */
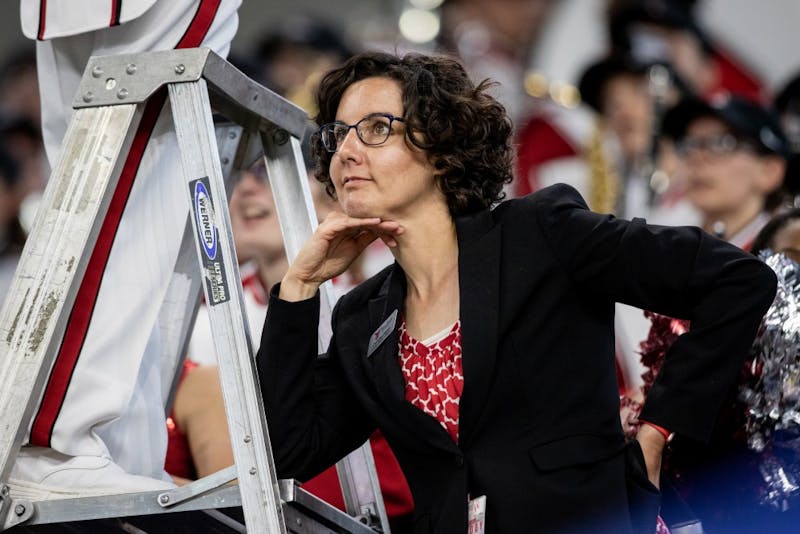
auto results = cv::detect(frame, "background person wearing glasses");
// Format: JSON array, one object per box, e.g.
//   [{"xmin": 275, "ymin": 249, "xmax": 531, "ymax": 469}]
[
  {"xmin": 662, "ymin": 96, "xmax": 791, "ymax": 250},
  {"xmin": 628, "ymin": 96, "xmax": 793, "ymax": 532},
  {"xmin": 257, "ymin": 50, "xmax": 776, "ymax": 533}
]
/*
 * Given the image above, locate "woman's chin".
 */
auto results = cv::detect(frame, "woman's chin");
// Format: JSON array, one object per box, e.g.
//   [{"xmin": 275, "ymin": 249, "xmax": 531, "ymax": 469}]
[{"xmin": 342, "ymin": 201, "xmax": 380, "ymax": 220}]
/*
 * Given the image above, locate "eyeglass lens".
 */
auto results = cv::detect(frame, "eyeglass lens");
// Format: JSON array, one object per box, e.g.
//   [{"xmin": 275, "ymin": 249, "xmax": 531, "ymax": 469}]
[
  {"xmin": 678, "ymin": 134, "xmax": 743, "ymax": 157},
  {"xmin": 321, "ymin": 113, "xmax": 400, "ymax": 152}
]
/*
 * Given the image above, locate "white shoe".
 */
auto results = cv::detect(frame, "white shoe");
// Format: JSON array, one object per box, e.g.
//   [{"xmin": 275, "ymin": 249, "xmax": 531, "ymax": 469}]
[{"xmin": 9, "ymin": 447, "xmax": 175, "ymax": 501}]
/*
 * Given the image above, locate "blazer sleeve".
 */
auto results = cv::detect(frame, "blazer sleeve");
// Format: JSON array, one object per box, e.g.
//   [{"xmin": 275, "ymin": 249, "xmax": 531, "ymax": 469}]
[
  {"xmin": 531, "ymin": 183, "xmax": 777, "ymax": 443},
  {"xmin": 256, "ymin": 284, "xmax": 375, "ymax": 481}
]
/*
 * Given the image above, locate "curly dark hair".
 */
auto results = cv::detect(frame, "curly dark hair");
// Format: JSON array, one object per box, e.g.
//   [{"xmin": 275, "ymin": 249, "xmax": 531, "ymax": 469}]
[{"xmin": 311, "ymin": 51, "xmax": 514, "ymax": 217}]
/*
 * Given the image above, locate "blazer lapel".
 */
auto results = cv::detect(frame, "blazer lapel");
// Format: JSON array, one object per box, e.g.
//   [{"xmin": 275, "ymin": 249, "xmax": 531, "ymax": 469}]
[
  {"xmin": 365, "ymin": 263, "xmax": 463, "ymax": 454},
  {"xmin": 366, "ymin": 264, "xmax": 406, "ymax": 404},
  {"xmin": 456, "ymin": 209, "xmax": 501, "ymax": 448}
]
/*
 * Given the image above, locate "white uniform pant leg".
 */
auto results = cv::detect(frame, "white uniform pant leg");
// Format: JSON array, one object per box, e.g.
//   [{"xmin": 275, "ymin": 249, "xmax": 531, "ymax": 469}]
[{"xmin": 23, "ymin": 0, "xmax": 240, "ymax": 482}]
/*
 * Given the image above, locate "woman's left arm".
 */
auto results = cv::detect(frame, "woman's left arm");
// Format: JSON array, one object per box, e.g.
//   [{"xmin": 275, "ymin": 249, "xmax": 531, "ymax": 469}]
[
  {"xmin": 257, "ymin": 289, "xmax": 376, "ymax": 481},
  {"xmin": 533, "ymin": 184, "xmax": 777, "ymax": 444}
]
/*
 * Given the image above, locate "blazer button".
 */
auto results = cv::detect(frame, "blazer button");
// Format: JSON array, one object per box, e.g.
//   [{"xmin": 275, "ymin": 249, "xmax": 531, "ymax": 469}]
[{"xmin": 454, "ymin": 455, "xmax": 464, "ymax": 467}]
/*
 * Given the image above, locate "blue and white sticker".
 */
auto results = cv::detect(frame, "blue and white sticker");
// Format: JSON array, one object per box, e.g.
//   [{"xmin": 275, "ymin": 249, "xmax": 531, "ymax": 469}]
[
  {"xmin": 193, "ymin": 180, "xmax": 218, "ymax": 260},
  {"xmin": 189, "ymin": 177, "xmax": 229, "ymax": 306}
]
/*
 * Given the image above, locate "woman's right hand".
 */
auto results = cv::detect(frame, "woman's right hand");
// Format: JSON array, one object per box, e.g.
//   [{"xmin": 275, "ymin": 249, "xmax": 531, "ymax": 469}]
[{"xmin": 279, "ymin": 212, "xmax": 404, "ymax": 301}]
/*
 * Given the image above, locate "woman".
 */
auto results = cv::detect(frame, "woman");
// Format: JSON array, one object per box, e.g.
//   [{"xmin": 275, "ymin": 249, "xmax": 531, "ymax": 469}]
[{"xmin": 257, "ymin": 51, "xmax": 776, "ymax": 533}]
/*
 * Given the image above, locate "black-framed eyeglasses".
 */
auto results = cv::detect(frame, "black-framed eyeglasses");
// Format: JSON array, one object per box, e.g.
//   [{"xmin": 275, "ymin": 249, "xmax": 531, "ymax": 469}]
[
  {"xmin": 318, "ymin": 113, "xmax": 405, "ymax": 153},
  {"xmin": 676, "ymin": 133, "xmax": 753, "ymax": 158}
]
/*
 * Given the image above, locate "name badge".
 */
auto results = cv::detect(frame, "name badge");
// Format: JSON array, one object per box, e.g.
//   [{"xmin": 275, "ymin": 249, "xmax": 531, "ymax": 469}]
[
  {"xmin": 367, "ymin": 309, "xmax": 398, "ymax": 358},
  {"xmin": 468, "ymin": 495, "xmax": 486, "ymax": 534}
]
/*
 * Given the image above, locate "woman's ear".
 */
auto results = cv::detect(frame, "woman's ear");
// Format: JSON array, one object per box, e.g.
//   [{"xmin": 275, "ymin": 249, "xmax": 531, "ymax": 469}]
[{"xmin": 757, "ymin": 155, "xmax": 787, "ymax": 195}]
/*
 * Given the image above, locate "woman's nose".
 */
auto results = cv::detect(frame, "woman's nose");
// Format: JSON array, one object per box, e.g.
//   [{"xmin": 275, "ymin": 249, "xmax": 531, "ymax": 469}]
[{"xmin": 336, "ymin": 128, "xmax": 363, "ymax": 160}]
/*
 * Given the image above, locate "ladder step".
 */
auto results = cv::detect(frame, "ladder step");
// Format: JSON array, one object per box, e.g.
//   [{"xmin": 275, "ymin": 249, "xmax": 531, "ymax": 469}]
[
  {"xmin": 8, "ymin": 507, "xmax": 246, "ymax": 533},
  {"xmin": 7, "ymin": 481, "xmax": 375, "ymax": 533}
]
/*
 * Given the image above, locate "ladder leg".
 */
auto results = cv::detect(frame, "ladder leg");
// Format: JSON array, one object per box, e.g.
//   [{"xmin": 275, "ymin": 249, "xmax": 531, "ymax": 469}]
[
  {"xmin": 260, "ymin": 132, "xmax": 392, "ymax": 532},
  {"xmin": 168, "ymin": 79, "xmax": 286, "ymax": 534},
  {"xmin": 157, "ymin": 221, "xmax": 202, "ymax": 412},
  {"xmin": 336, "ymin": 444, "xmax": 390, "ymax": 529},
  {"xmin": 0, "ymin": 104, "xmax": 141, "ymax": 485}
]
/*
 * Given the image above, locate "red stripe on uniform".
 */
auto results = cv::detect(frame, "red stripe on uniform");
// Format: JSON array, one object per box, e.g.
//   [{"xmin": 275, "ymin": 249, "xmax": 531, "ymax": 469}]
[
  {"xmin": 37, "ymin": 0, "xmax": 48, "ymax": 40},
  {"xmin": 110, "ymin": 0, "xmax": 122, "ymax": 27},
  {"xmin": 176, "ymin": 0, "xmax": 221, "ymax": 49},
  {"xmin": 29, "ymin": 0, "xmax": 223, "ymax": 447},
  {"xmin": 30, "ymin": 90, "xmax": 167, "ymax": 447}
]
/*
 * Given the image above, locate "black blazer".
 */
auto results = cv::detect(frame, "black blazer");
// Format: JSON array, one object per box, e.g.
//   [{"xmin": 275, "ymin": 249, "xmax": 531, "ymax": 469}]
[{"xmin": 258, "ymin": 184, "xmax": 776, "ymax": 533}]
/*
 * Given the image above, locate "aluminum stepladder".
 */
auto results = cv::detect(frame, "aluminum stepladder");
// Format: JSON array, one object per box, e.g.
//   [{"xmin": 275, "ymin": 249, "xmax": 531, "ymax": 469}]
[{"xmin": 0, "ymin": 47, "xmax": 390, "ymax": 533}]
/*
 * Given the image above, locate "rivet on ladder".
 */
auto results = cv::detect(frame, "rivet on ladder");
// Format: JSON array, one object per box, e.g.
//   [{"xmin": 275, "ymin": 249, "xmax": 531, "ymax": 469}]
[
  {"xmin": 14, "ymin": 504, "xmax": 25, "ymax": 516},
  {"xmin": 91, "ymin": 66, "xmax": 103, "ymax": 78},
  {"xmin": 221, "ymin": 157, "xmax": 230, "ymax": 165},
  {"xmin": 82, "ymin": 92, "xmax": 94, "ymax": 103},
  {"xmin": 228, "ymin": 130, "xmax": 237, "ymax": 140},
  {"xmin": 159, "ymin": 494, "xmax": 170, "ymax": 504},
  {"xmin": 243, "ymin": 435, "xmax": 252, "ymax": 443},
  {"xmin": 126, "ymin": 64, "xmax": 137, "ymax": 75},
  {"xmin": 175, "ymin": 64, "xmax": 186, "ymax": 75},
  {"xmin": 105, "ymin": 78, "xmax": 117, "ymax": 90},
  {"xmin": 117, "ymin": 88, "xmax": 129, "ymax": 100},
  {"xmin": 273, "ymin": 129, "xmax": 289, "ymax": 145},
  {"xmin": 249, "ymin": 467, "xmax": 257, "ymax": 475}
]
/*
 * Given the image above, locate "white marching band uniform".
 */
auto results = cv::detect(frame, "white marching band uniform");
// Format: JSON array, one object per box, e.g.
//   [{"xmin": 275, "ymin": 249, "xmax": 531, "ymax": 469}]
[{"xmin": 11, "ymin": 0, "xmax": 241, "ymax": 498}]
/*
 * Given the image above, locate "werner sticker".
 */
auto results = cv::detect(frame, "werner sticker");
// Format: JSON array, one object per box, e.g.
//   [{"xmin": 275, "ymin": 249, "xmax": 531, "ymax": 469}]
[{"xmin": 190, "ymin": 177, "xmax": 229, "ymax": 305}]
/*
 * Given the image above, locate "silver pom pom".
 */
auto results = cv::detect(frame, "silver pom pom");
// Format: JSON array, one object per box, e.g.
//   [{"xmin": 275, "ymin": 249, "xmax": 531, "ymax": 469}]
[{"xmin": 743, "ymin": 251, "xmax": 800, "ymax": 508}]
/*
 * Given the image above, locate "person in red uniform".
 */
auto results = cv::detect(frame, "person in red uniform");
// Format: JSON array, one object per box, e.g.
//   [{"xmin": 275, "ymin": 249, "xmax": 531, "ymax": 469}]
[{"xmin": 516, "ymin": 0, "xmax": 766, "ymax": 200}]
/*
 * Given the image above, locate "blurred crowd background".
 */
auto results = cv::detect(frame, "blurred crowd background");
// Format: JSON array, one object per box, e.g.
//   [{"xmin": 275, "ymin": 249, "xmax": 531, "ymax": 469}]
[{"xmin": 1, "ymin": 2, "xmax": 799, "ymax": 530}]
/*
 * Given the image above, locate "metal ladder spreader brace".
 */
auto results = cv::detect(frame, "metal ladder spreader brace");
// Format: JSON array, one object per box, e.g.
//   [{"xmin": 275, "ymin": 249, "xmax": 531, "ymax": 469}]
[{"xmin": 0, "ymin": 48, "xmax": 390, "ymax": 533}]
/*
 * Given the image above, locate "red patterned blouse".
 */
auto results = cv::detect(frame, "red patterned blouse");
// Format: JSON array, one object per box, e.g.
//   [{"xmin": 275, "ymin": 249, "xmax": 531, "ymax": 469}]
[{"xmin": 398, "ymin": 319, "xmax": 464, "ymax": 443}]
